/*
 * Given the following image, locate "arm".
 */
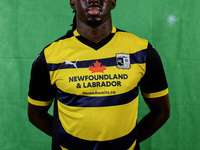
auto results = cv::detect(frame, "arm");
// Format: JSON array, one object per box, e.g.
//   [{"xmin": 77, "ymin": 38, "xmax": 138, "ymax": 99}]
[
  {"xmin": 138, "ymin": 43, "xmax": 170, "ymax": 142},
  {"xmin": 138, "ymin": 94, "xmax": 170, "ymax": 142},
  {"xmin": 27, "ymin": 51, "xmax": 55, "ymax": 136},
  {"xmin": 28, "ymin": 102, "xmax": 53, "ymax": 137}
]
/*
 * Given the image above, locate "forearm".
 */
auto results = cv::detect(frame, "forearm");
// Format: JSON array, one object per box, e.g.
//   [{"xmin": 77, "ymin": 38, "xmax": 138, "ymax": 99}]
[
  {"xmin": 137, "ymin": 111, "xmax": 170, "ymax": 142},
  {"xmin": 28, "ymin": 103, "xmax": 53, "ymax": 137},
  {"xmin": 29, "ymin": 113, "xmax": 53, "ymax": 137}
]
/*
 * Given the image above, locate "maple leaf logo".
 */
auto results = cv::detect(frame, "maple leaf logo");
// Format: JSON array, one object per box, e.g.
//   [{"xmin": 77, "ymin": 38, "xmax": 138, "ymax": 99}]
[{"xmin": 89, "ymin": 61, "xmax": 106, "ymax": 73}]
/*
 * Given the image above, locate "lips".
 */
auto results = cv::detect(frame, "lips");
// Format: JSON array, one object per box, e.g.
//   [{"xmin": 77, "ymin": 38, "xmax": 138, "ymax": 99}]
[{"xmin": 86, "ymin": 6, "xmax": 101, "ymax": 15}]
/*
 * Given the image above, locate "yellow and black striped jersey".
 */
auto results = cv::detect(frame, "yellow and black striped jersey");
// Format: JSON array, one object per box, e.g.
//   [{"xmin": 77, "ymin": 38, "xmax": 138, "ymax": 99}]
[{"xmin": 28, "ymin": 26, "xmax": 168, "ymax": 150}]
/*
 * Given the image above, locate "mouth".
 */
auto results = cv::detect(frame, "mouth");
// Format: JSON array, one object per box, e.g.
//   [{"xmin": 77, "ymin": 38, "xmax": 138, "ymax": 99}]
[{"xmin": 86, "ymin": 6, "xmax": 102, "ymax": 15}]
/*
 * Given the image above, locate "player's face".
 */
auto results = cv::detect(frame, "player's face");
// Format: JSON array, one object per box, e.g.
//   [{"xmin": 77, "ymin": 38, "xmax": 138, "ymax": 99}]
[{"xmin": 70, "ymin": 0, "xmax": 116, "ymax": 28}]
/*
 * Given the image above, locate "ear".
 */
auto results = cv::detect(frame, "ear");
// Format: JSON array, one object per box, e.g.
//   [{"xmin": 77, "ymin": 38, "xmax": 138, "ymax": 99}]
[
  {"xmin": 70, "ymin": 0, "xmax": 76, "ymax": 10},
  {"xmin": 111, "ymin": 0, "xmax": 116, "ymax": 9}
]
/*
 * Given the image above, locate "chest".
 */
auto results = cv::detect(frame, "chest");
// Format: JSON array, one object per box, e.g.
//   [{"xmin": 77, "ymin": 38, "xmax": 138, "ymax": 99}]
[{"xmin": 48, "ymin": 45, "xmax": 146, "ymax": 96}]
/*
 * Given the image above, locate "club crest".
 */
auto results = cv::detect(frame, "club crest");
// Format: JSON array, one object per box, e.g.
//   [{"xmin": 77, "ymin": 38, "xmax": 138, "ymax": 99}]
[{"xmin": 116, "ymin": 54, "xmax": 130, "ymax": 69}]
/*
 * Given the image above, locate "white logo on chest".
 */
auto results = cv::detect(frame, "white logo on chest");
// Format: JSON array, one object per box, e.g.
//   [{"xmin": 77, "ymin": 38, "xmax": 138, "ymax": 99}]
[
  {"xmin": 116, "ymin": 54, "xmax": 130, "ymax": 69},
  {"xmin": 64, "ymin": 59, "xmax": 79, "ymax": 69}
]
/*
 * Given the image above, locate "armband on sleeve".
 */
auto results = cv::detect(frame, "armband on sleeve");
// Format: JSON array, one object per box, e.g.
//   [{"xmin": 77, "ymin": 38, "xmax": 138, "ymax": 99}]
[
  {"xmin": 28, "ymin": 51, "xmax": 56, "ymax": 106},
  {"xmin": 139, "ymin": 43, "xmax": 168, "ymax": 98}
]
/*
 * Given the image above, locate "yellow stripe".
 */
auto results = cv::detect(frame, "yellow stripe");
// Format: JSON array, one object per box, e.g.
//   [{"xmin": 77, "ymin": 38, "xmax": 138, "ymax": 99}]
[
  {"xmin": 45, "ymin": 31, "xmax": 148, "ymax": 64},
  {"xmin": 128, "ymin": 140, "xmax": 137, "ymax": 150},
  {"xmin": 73, "ymin": 29, "xmax": 80, "ymax": 36},
  {"xmin": 28, "ymin": 96, "xmax": 53, "ymax": 106},
  {"xmin": 142, "ymin": 88, "xmax": 169, "ymax": 98},
  {"xmin": 58, "ymin": 97, "xmax": 138, "ymax": 141},
  {"xmin": 60, "ymin": 145, "xmax": 68, "ymax": 150},
  {"xmin": 50, "ymin": 64, "xmax": 145, "ymax": 97},
  {"xmin": 111, "ymin": 26, "xmax": 117, "ymax": 33}
]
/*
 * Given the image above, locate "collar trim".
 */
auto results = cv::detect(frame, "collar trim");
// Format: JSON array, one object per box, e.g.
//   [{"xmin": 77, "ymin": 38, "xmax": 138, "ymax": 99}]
[
  {"xmin": 73, "ymin": 26, "xmax": 117, "ymax": 50},
  {"xmin": 73, "ymin": 26, "xmax": 116, "ymax": 37}
]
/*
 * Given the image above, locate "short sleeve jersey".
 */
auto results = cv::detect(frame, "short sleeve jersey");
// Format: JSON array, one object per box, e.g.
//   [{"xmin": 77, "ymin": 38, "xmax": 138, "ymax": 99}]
[{"xmin": 28, "ymin": 26, "xmax": 168, "ymax": 150}]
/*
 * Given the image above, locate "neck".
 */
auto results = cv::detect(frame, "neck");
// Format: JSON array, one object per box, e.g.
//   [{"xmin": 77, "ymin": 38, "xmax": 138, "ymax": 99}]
[{"xmin": 76, "ymin": 17, "xmax": 112, "ymax": 43}]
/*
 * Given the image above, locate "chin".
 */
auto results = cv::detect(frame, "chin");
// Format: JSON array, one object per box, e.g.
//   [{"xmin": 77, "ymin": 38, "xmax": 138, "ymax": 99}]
[{"xmin": 86, "ymin": 20, "xmax": 102, "ymax": 28}]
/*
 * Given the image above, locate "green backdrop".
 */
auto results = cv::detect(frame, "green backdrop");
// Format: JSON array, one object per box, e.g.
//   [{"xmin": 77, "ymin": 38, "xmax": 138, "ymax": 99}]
[{"xmin": 1, "ymin": 0, "xmax": 200, "ymax": 149}]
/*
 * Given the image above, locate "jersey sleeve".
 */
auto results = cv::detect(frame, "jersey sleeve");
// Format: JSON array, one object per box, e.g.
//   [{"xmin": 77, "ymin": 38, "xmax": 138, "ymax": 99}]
[
  {"xmin": 28, "ymin": 51, "xmax": 56, "ymax": 106},
  {"xmin": 139, "ymin": 43, "xmax": 168, "ymax": 98}
]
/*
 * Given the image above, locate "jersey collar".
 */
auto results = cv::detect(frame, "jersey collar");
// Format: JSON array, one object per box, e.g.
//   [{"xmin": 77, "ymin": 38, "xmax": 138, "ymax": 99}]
[
  {"xmin": 73, "ymin": 26, "xmax": 117, "ymax": 50},
  {"xmin": 73, "ymin": 26, "xmax": 117, "ymax": 36}
]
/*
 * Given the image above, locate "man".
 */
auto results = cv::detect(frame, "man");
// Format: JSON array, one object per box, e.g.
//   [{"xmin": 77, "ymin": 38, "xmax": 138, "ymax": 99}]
[{"xmin": 28, "ymin": 0, "xmax": 170, "ymax": 149}]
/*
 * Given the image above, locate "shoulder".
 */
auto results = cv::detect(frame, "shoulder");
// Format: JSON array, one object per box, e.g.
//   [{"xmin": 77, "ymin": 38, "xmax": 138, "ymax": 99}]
[
  {"xmin": 41, "ymin": 33, "xmax": 76, "ymax": 63},
  {"xmin": 115, "ymin": 28, "xmax": 149, "ymax": 50},
  {"xmin": 116, "ymin": 28, "xmax": 148, "ymax": 43},
  {"xmin": 45, "ymin": 33, "xmax": 74, "ymax": 51}
]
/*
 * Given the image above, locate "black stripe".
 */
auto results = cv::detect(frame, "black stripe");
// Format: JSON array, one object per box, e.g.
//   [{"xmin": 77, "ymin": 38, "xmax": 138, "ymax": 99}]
[
  {"xmin": 57, "ymin": 86, "xmax": 138, "ymax": 107},
  {"xmin": 58, "ymin": 122, "xmax": 138, "ymax": 150},
  {"xmin": 47, "ymin": 49, "xmax": 147, "ymax": 71}
]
